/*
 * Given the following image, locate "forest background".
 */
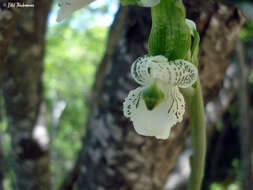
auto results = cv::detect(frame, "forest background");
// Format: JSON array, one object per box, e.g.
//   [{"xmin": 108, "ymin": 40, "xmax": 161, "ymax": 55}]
[{"xmin": 0, "ymin": 0, "xmax": 252, "ymax": 189}]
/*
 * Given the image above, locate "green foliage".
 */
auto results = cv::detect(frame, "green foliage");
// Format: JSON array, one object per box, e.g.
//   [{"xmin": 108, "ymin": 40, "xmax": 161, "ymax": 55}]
[
  {"xmin": 120, "ymin": 0, "xmax": 139, "ymax": 6},
  {"xmin": 241, "ymin": 21, "xmax": 253, "ymax": 40},
  {"xmin": 44, "ymin": 22, "xmax": 108, "ymax": 187}
]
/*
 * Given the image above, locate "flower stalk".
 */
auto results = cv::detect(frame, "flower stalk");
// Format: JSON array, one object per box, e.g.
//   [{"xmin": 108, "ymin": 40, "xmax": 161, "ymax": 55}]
[
  {"xmin": 184, "ymin": 79, "xmax": 206, "ymax": 190},
  {"xmin": 150, "ymin": 0, "xmax": 206, "ymax": 189}
]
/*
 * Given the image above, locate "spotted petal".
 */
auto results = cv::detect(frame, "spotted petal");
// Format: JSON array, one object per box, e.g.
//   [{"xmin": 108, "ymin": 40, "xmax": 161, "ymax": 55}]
[
  {"xmin": 123, "ymin": 87, "xmax": 143, "ymax": 118},
  {"xmin": 124, "ymin": 85, "xmax": 185, "ymax": 139},
  {"xmin": 131, "ymin": 55, "xmax": 168, "ymax": 85},
  {"xmin": 57, "ymin": 0, "xmax": 92, "ymax": 22},
  {"xmin": 150, "ymin": 59, "xmax": 198, "ymax": 88},
  {"xmin": 165, "ymin": 86, "xmax": 185, "ymax": 126}
]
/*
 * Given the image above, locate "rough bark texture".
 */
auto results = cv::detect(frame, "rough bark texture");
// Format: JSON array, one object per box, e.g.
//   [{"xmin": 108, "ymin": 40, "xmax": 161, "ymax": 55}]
[
  {"xmin": 2, "ymin": 0, "xmax": 52, "ymax": 189},
  {"xmin": 0, "ymin": 0, "xmax": 25, "ymax": 82},
  {"xmin": 77, "ymin": 2, "xmax": 245, "ymax": 190},
  {"xmin": 0, "ymin": 1, "xmax": 25, "ymax": 187}
]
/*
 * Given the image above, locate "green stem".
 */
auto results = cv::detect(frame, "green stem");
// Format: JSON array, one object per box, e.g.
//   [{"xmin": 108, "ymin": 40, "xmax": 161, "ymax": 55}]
[
  {"xmin": 149, "ymin": 0, "xmax": 206, "ymax": 189},
  {"xmin": 184, "ymin": 79, "xmax": 206, "ymax": 190}
]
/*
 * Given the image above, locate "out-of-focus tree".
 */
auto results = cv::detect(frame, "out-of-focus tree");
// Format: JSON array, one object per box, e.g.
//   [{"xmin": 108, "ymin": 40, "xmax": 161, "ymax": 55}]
[
  {"xmin": 0, "ymin": 0, "xmax": 24, "ymax": 81},
  {"xmin": 200, "ymin": 18, "xmax": 253, "ymax": 190},
  {"xmin": 0, "ymin": 0, "xmax": 251, "ymax": 189},
  {"xmin": 45, "ymin": 22, "xmax": 108, "ymax": 188},
  {"xmin": 2, "ymin": 0, "xmax": 52, "ymax": 189}
]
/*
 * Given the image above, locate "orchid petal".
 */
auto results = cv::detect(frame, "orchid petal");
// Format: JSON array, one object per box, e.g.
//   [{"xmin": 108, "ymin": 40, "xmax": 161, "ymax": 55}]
[
  {"xmin": 123, "ymin": 87, "xmax": 143, "ymax": 118},
  {"xmin": 130, "ymin": 97, "xmax": 172, "ymax": 139},
  {"xmin": 150, "ymin": 59, "xmax": 198, "ymax": 88},
  {"xmin": 57, "ymin": 0, "xmax": 92, "ymax": 22},
  {"xmin": 123, "ymin": 85, "xmax": 185, "ymax": 139},
  {"xmin": 165, "ymin": 86, "xmax": 185, "ymax": 125},
  {"xmin": 131, "ymin": 55, "xmax": 168, "ymax": 85}
]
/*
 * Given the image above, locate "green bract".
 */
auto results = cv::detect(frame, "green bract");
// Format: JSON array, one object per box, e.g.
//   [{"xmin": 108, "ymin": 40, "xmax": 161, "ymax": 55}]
[{"xmin": 148, "ymin": 0, "xmax": 191, "ymax": 60}]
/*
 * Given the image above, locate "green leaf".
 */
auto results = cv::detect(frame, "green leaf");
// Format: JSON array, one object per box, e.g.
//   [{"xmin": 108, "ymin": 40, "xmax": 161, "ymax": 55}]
[{"xmin": 148, "ymin": 0, "xmax": 191, "ymax": 60}]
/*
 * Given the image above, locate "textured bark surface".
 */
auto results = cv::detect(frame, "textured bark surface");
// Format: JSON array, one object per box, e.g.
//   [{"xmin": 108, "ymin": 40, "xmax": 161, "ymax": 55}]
[
  {"xmin": 2, "ymin": 0, "xmax": 52, "ymax": 189},
  {"xmin": 77, "ymin": 2, "xmax": 245, "ymax": 190},
  {"xmin": 0, "ymin": 0, "xmax": 24, "ymax": 82}
]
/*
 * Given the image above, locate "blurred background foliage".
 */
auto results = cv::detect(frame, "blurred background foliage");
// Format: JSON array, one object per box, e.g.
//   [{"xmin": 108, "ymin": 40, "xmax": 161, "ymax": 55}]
[
  {"xmin": 0, "ymin": 0, "xmax": 252, "ymax": 189},
  {"xmin": 44, "ymin": 22, "xmax": 108, "ymax": 189},
  {"xmin": 1, "ymin": 0, "xmax": 116, "ymax": 189},
  {"xmin": 44, "ymin": 0, "xmax": 116, "ymax": 188}
]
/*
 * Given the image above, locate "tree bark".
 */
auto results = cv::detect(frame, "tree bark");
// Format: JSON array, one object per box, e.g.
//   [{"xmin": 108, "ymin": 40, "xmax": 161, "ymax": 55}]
[
  {"xmin": 0, "ymin": 0, "xmax": 25, "ymax": 82},
  {"xmin": 0, "ymin": 1, "xmax": 25, "ymax": 188},
  {"xmin": 76, "ymin": 2, "xmax": 245, "ymax": 190},
  {"xmin": 2, "ymin": 0, "xmax": 52, "ymax": 189}
]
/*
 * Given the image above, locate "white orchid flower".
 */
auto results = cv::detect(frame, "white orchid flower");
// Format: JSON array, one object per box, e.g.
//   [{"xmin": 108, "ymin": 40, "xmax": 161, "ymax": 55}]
[
  {"xmin": 57, "ymin": 0, "xmax": 160, "ymax": 22},
  {"xmin": 123, "ymin": 55, "xmax": 198, "ymax": 139}
]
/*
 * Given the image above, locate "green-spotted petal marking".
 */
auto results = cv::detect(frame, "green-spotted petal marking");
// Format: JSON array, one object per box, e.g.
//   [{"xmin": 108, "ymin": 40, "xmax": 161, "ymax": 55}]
[{"xmin": 148, "ymin": 0, "xmax": 191, "ymax": 60}]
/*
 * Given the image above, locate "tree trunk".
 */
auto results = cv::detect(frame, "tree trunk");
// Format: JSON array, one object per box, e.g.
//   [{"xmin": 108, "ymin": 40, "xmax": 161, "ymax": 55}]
[
  {"xmin": 76, "ymin": 2, "xmax": 245, "ymax": 190},
  {"xmin": 0, "ymin": 0, "xmax": 25, "ymax": 82},
  {"xmin": 2, "ymin": 0, "xmax": 52, "ymax": 189}
]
